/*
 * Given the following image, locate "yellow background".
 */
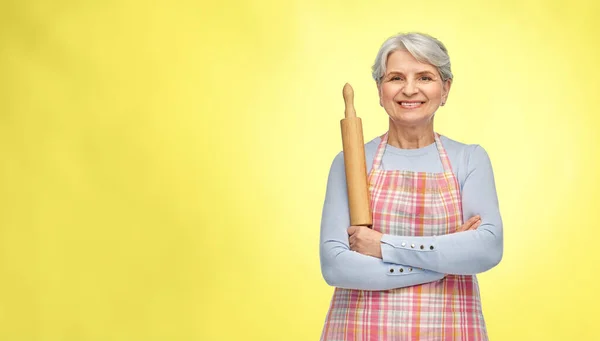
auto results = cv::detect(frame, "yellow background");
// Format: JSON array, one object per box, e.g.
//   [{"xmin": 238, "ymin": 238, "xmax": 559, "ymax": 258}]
[{"xmin": 1, "ymin": 0, "xmax": 599, "ymax": 340}]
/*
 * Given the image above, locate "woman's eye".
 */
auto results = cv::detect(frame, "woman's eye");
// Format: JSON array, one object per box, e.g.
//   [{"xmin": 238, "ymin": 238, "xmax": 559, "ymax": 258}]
[
  {"xmin": 391, "ymin": 76, "xmax": 402, "ymax": 81},
  {"xmin": 420, "ymin": 76, "xmax": 433, "ymax": 81}
]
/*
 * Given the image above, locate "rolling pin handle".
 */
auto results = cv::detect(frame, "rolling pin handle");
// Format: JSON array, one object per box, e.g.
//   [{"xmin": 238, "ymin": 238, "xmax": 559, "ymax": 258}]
[{"xmin": 343, "ymin": 83, "xmax": 356, "ymax": 118}]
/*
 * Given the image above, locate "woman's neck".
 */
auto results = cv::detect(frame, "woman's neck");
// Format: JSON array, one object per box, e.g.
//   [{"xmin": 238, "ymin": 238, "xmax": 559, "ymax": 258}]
[{"xmin": 386, "ymin": 119, "xmax": 435, "ymax": 149}]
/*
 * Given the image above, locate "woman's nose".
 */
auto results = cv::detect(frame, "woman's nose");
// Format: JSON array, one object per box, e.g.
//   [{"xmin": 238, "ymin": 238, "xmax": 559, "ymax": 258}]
[{"xmin": 402, "ymin": 81, "xmax": 419, "ymax": 96}]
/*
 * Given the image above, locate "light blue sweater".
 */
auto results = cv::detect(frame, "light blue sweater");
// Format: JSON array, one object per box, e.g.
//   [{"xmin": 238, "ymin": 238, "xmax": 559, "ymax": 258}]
[{"xmin": 319, "ymin": 134, "xmax": 503, "ymax": 291}]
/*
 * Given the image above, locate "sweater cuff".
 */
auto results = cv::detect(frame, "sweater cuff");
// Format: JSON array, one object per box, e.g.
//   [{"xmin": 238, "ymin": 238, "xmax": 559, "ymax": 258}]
[{"xmin": 380, "ymin": 234, "xmax": 438, "ymax": 266}]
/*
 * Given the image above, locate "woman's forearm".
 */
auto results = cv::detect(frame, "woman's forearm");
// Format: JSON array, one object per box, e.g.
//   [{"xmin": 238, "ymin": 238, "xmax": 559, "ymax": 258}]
[
  {"xmin": 320, "ymin": 152, "xmax": 445, "ymax": 290},
  {"xmin": 379, "ymin": 223, "xmax": 502, "ymax": 275},
  {"xmin": 321, "ymin": 240, "xmax": 446, "ymax": 290},
  {"xmin": 379, "ymin": 145, "xmax": 503, "ymax": 275}
]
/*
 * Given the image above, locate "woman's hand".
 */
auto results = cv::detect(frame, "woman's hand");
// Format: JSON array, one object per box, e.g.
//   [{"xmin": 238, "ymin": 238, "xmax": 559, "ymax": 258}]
[
  {"xmin": 348, "ymin": 215, "xmax": 481, "ymax": 263},
  {"xmin": 348, "ymin": 226, "xmax": 383, "ymax": 259},
  {"xmin": 456, "ymin": 215, "xmax": 481, "ymax": 232},
  {"xmin": 443, "ymin": 215, "xmax": 481, "ymax": 278}
]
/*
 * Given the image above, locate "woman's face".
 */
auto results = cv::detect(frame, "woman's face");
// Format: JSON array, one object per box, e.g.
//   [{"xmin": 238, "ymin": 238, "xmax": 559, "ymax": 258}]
[{"xmin": 378, "ymin": 49, "xmax": 451, "ymax": 127}]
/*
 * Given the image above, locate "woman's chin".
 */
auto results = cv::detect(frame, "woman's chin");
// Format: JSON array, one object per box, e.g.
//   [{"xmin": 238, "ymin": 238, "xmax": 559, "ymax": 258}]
[{"xmin": 388, "ymin": 114, "xmax": 434, "ymax": 127}]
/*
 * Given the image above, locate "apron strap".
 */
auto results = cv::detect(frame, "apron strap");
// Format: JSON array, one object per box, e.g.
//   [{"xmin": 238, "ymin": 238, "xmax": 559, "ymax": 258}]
[
  {"xmin": 434, "ymin": 133, "xmax": 453, "ymax": 174},
  {"xmin": 372, "ymin": 131, "xmax": 452, "ymax": 174},
  {"xmin": 371, "ymin": 132, "xmax": 389, "ymax": 170}
]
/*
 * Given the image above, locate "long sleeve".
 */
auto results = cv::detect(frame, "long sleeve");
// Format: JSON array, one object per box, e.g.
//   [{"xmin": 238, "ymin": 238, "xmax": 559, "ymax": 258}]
[
  {"xmin": 319, "ymin": 152, "xmax": 445, "ymax": 291},
  {"xmin": 379, "ymin": 145, "xmax": 504, "ymax": 275}
]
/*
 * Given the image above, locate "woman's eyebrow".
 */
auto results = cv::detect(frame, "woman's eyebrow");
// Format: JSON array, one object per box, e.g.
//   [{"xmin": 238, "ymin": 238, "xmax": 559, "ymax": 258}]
[
  {"xmin": 384, "ymin": 71, "xmax": 405, "ymax": 78},
  {"xmin": 386, "ymin": 70, "xmax": 435, "ymax": 76}
]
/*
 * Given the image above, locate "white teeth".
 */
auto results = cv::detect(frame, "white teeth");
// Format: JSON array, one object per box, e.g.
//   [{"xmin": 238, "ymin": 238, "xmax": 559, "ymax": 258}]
[{"xmin": 400, "ymin": 102, "xmax": 422, "ymax": 107}]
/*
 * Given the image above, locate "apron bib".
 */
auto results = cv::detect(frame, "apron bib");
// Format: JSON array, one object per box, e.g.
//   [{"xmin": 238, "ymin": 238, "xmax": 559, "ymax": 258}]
[{"xmin": 321, "ymin": 132, "xmax": 487, "ymax": 341}]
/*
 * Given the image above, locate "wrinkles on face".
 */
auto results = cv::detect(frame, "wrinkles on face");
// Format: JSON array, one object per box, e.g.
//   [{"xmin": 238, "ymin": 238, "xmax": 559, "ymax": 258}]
[{"xmin": 378, "ymin": 50, "xmax": 450, "ymax": 127}]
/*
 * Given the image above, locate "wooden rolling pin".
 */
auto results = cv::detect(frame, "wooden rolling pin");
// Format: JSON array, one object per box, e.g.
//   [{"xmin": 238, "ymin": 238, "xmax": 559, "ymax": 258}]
[{"xmin": 340, "ymin": 83, "xmax": 372, "ymax": 227}]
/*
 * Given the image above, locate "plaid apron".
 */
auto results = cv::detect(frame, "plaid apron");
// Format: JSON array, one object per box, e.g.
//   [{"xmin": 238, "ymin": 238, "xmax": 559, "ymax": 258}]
[{"xmin": 321, "ymin": 132, "xmax": 487, "ymax": 341}]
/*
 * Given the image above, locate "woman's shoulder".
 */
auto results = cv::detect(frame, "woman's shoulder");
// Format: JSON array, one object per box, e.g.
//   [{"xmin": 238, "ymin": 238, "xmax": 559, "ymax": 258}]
[
  {"xmin": 329, "ymin": 134, "xmax": 492, "ymax": 171},
  {"xmin": 440, "ymin": 134, "xmax": 488, "ymax": 154},
  {"xmin": 362, "ymin": 134, "xmax": 488, "ymax": 161},
  {"xmin": 439, "ymin": 135, "xmax": 493, "ymax": 172},
  {"xmin": 365, "ymin": 136, "xmax": 382, "ymax": 151},
  {"xmin": 440, "ymin": 134, "xmax": 477, "ymax": 152},
  {"xmin": 363, "ymin": 134, "xmax": 485, "ymax": 153}
]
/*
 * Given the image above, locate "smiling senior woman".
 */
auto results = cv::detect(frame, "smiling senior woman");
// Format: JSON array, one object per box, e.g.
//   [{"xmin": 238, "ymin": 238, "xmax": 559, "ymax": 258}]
[{"xmin": 319, "ymin": 32, "xmax": 503, "ymax": 340}]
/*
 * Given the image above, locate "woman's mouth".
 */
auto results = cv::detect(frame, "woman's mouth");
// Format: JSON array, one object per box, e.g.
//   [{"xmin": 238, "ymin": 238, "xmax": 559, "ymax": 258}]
[{"xmin": 398, "ymin": 101, "xmax": 424, "ymax": 109}]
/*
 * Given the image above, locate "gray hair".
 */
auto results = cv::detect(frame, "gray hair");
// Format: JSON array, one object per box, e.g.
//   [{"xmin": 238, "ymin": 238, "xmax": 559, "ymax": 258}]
[{"xmin": 371, "ymin": 32, "xmax": 453, "ymax": 85}]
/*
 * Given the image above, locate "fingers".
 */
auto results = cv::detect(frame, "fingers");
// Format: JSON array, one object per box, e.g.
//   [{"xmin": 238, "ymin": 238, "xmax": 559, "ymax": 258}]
[
  {"xmin": 467, "ymin": 215, "xmax": 481, "ymax": 231},
  {"xmin": 469, "ymin": 219, "xmax": 481, "ymax": 231},
  {"xmin": 468, "ymin": 215, "xmax": 481, "ymax": 225},
  {"xmin": 348, "ymin": 227, "xmax": 356, "ymax": 249},
  {"xmin": 457, "ymin": 215, "xmax": 481, "ymax": 232},
  {"xmin": 348, "ymin": 226, "xmax": 366, "ymax": 250},
  {"xmin": 347, "ymin": 225, "xmax": 358, "ymax": 236}
]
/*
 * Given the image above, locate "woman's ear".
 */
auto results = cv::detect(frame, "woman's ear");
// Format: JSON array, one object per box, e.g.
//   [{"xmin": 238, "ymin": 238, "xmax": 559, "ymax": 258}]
[{"xmin": 442, "ymin": 79, "xmax": 452, "ymax": 105}]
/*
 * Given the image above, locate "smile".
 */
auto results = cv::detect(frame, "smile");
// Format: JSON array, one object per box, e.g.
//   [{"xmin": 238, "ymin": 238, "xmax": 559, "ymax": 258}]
[{"xmin": 398, "ymin": 101, "xmax": 424, "ymax": 109}]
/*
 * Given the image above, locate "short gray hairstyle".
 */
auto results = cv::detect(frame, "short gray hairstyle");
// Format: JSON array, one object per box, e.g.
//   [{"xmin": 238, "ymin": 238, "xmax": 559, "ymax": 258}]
[{"xmin": 371, "ymin": 32, "xmax": 453, "ymax": 85}]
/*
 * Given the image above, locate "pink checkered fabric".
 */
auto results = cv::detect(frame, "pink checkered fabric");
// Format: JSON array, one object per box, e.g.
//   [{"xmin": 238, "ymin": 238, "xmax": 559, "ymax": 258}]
[{"xmin": 321, "ymin": 132, "xmax": 487, "ymax": 340}]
